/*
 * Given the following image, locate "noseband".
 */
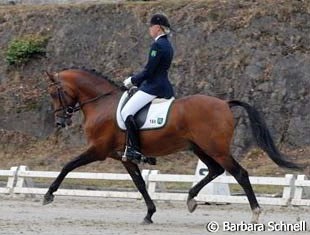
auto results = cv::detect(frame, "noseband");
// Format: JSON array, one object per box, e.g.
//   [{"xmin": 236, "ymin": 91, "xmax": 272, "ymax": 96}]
[{"xmin": 47, "ymin": 81, "xmax": 74, "ymax": 122}]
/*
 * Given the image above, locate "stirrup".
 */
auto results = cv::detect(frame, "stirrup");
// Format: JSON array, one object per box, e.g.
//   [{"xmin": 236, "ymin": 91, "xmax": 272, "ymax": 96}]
[
  {"xmin": 122, "ymin": 146, "xmax": 142, "ymax": 164},
  {"xmin": 122, "ymin": 147, "xmax": 156, "ymax": 165}
]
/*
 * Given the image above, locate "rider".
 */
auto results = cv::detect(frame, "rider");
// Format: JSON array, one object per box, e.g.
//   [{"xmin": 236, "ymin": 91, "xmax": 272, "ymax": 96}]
[{"xmin": 121, "ymin": 13, "xmax": 175, "ymax": 163}]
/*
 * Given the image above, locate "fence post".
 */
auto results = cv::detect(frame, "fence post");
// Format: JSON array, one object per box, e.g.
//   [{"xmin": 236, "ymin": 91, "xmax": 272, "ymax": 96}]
[
  {"xmin": 6, "ymin": 166, "xmax": 18, "ymax": 194},
  {"xmin": 15, "ymin": 165, "xmax": 35, "ymax": 197},
  {"xmin": 148, "ymin": 170, "xmax": 159, "ymax": 195},
  {"xmin": 294, "ymin": 175, "xmax": 306, "ymax": 200},
  {"xmin": 282, "ymin": 174, "xmax": 295, "ymax": 205}
]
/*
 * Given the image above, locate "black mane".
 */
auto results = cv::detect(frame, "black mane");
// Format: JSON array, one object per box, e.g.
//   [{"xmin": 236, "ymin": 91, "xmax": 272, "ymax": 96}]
[{"xmin": 62, "ymin": 66, "xmax": 122, "ymax": 88}]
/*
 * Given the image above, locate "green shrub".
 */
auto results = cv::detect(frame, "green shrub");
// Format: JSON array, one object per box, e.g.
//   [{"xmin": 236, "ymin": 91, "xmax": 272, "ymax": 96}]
[{"xmin": 6, "ymin": 35, "xmax": 49, "ymax": 65}]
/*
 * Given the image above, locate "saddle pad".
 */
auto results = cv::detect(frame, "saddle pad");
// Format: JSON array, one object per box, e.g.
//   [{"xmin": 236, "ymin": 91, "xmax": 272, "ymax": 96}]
[{"xmin": 116, "ymin": 91, "xmax": 175, "ymax": 130}]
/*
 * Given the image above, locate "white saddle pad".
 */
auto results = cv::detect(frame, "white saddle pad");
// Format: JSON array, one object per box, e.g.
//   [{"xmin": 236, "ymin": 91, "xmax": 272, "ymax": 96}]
[{"xmin": 116, "ymin": 91, "xmax": 175, "ymax": 130}]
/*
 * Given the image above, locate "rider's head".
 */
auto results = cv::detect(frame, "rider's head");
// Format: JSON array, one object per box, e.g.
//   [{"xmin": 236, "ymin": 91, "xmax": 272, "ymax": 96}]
[{"xmin": 149, "ymin": 13, "xmax": 171, "ymax": 39}]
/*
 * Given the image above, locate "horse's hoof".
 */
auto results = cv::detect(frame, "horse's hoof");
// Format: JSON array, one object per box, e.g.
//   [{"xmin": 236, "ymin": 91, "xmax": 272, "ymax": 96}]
[
  {"xmin": 251, "ymin": 207, "xmax": 262, "ymax": 224},
  {"xmin": 42, "ymin": 193, "xmax": 54, "ymax": 205},
  {"xmin": 187, "ymin": 198, "xmax": 198, "ymax": 213},
  {"xmin": 142, "ymin": 217, "xmax": 153, "ymax": 225}
]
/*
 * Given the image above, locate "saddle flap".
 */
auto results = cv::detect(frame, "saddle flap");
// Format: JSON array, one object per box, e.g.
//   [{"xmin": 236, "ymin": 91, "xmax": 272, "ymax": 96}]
[{"xmin": 116, "ymin": 91, "xmax": 175, "ymax": 130}]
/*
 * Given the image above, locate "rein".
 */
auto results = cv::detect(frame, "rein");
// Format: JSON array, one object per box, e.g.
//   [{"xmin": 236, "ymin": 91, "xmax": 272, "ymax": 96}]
[
  {"xmin": 50, "ymin": 79, "xmax": 116, "ymax": 119},
  {"xmin": 70, "ymin": 91, "xmax": 114, "ymax": 113}
]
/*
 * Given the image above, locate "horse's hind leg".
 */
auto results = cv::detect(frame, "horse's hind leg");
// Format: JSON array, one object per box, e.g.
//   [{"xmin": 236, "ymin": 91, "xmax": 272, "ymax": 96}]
[
  {"xmin": 217, "ymin": 155, "xmax": 262, "ymax": 223},
  {"xmin": 43, "ymin": 147, "xmax": 98, "ymax": 205},
  {"xmin": 187, "ymin": 144, "xmax": 225, "ymax": 213},
  {"xmin": 122, "ymin": 161, "xmax": 156, "ymax": 224}
]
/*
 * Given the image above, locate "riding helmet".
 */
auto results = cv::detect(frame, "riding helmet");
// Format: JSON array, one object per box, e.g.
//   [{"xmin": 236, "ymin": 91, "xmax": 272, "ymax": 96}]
[{"xmin": 150, "ymin": 14, "xmax": 170, "ymax": 28}]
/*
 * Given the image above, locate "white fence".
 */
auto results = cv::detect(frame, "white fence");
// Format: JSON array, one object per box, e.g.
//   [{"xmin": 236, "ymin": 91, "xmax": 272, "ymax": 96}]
[
  {"xmin": 0, "ymin": 166, "xmax": 18, "ymax": 194},
  {"xmin": 0, "ymin": 166, "xmax": 309, "ymax": 206}
]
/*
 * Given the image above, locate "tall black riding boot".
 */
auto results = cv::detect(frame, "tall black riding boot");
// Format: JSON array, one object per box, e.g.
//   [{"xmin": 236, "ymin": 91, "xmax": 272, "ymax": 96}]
[{"xmin": 124, "ymin": 115, "xmax": 142, "ymax": 164}]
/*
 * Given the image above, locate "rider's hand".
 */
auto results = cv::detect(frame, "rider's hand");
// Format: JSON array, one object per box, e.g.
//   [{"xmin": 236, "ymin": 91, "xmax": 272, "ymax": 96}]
[{"xmin": 123, "ymin": 77, "xmax": 133, "ymax": 89}]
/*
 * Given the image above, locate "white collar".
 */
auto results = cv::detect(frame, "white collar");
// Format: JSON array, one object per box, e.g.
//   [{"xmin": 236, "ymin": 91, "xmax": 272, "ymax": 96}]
[{"xmin": 155, "ymin": 34, "xmax": 166, "ymax": 41}]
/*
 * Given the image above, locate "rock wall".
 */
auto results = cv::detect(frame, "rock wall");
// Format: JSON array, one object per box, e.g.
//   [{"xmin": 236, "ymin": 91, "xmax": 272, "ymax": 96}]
[
  {"xmin": 0, "ymin": 0, "xmax": 309, "ymax": 156},
  {"xmin": 0, "ymin": 0, "xmax": 121, "ymax": 5}
]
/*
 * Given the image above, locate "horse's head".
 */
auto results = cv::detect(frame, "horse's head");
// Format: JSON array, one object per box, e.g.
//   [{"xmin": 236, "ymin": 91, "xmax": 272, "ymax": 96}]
[{"xmin": 46, "ymin": 71, "xmax": 77, "ymax": 128}]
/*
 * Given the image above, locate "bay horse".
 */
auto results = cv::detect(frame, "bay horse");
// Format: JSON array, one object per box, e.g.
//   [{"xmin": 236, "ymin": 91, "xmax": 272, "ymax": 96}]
[{"xmin": 44, "ymin": 68, "xmax": 302, "ymax": 224}]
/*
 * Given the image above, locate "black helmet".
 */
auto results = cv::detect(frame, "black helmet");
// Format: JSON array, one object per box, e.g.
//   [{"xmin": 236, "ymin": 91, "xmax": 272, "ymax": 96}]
[{"xmin": 150, "ymin": 14, "xmax": 170, "ymax": 28}]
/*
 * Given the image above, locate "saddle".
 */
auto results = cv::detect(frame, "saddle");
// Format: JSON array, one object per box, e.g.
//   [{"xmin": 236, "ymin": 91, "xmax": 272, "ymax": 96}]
[{"xmin": 116, "ymin": 88, "xmax": 175, "ymax": 130}]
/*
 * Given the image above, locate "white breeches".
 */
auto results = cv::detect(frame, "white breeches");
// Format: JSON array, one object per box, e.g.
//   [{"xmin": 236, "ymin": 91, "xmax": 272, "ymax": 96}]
[{"xmin": 121, "ymin": 90, "xmax": 156, "ymax": 121}]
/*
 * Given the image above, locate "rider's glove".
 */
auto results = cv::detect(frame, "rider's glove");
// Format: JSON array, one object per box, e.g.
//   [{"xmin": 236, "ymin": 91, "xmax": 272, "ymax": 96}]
[{"xmin": 123, "ymin": 76, "xmax": 133, "ymax": 89}]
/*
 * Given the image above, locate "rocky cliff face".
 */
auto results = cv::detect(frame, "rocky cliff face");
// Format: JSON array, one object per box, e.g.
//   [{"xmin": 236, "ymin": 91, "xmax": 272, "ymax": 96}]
[{"xmin": 0, "ymin": 0, "xmax": 309, "ymax": 160}]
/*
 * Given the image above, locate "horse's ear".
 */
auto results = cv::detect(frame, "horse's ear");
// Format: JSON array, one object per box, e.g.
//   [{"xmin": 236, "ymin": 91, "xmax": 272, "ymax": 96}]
[{"xmin": 45, "ymin": 71, "xmax": 55, "ymax": 83}]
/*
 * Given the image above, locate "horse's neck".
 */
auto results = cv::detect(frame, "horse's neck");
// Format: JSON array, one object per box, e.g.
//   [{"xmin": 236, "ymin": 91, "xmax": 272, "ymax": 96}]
[
  {"xmin": 73, "ymin": 77, "xmax": 120, "ymax": 123},
  {"xmin": 81, "ymin": 90, "xmax": 121, "ymax": 134},
  {"xmin": 75, "ymin": 78, "xmax": 115, "ymax": 103}
]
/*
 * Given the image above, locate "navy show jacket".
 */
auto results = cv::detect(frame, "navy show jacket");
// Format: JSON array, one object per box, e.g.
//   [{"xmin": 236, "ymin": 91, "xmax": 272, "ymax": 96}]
[{"xmin": 131, "ymin": 35, "xmax": 174, "ymax": 99}]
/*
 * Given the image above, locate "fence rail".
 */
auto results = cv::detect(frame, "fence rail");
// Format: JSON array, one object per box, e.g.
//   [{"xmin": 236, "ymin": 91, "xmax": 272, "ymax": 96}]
[{"xmin": 0, "ymin": 166, "xmax": 309, "ymax": 206}]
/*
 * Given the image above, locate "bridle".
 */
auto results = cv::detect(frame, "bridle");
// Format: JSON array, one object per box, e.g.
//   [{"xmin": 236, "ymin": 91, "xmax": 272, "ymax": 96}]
[
  {"xmin": 49, "ymin": 81, "xmax": 74, "ymax": 120},
  {"xmin": 49, "ymin": 74, "xmax": 115, "ymax": 124}
]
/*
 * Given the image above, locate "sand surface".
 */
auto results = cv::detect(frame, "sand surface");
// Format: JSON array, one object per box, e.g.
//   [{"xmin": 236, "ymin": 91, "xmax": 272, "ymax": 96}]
[{"xmin": 0, "ymin": 195, "xmax": 309, "ymax": 235}]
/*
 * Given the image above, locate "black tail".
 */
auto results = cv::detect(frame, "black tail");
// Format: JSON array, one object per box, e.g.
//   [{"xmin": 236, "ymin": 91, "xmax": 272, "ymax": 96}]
[{"xmin": 228, "ymin": 100, "xmax": 303, "ymax": 170}]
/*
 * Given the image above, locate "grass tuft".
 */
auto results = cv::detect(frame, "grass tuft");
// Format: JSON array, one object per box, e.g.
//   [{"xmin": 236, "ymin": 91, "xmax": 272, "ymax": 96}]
[{"xmin": 6, "ymin": 34, "xmax": 49, "ymax": 66}]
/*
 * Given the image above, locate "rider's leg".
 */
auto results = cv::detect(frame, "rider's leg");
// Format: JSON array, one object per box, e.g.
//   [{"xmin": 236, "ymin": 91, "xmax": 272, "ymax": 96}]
[
  {"xmin": 124, "ymin": 115, "xmax": 141, "ymax": 162},
  {"xmin": 121, "ymin": 90, "xmax": 156, "ymax": 163}
]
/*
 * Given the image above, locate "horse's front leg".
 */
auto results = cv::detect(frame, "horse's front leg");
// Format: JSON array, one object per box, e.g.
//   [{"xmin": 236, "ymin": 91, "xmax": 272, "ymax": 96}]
[
  {"xmin": 43, "ymin": 146, "xmax": 99, "ymax": 205},
  {"xmin": 122, "ymin": 161, "xmax": 156, "ymax": 224}
]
